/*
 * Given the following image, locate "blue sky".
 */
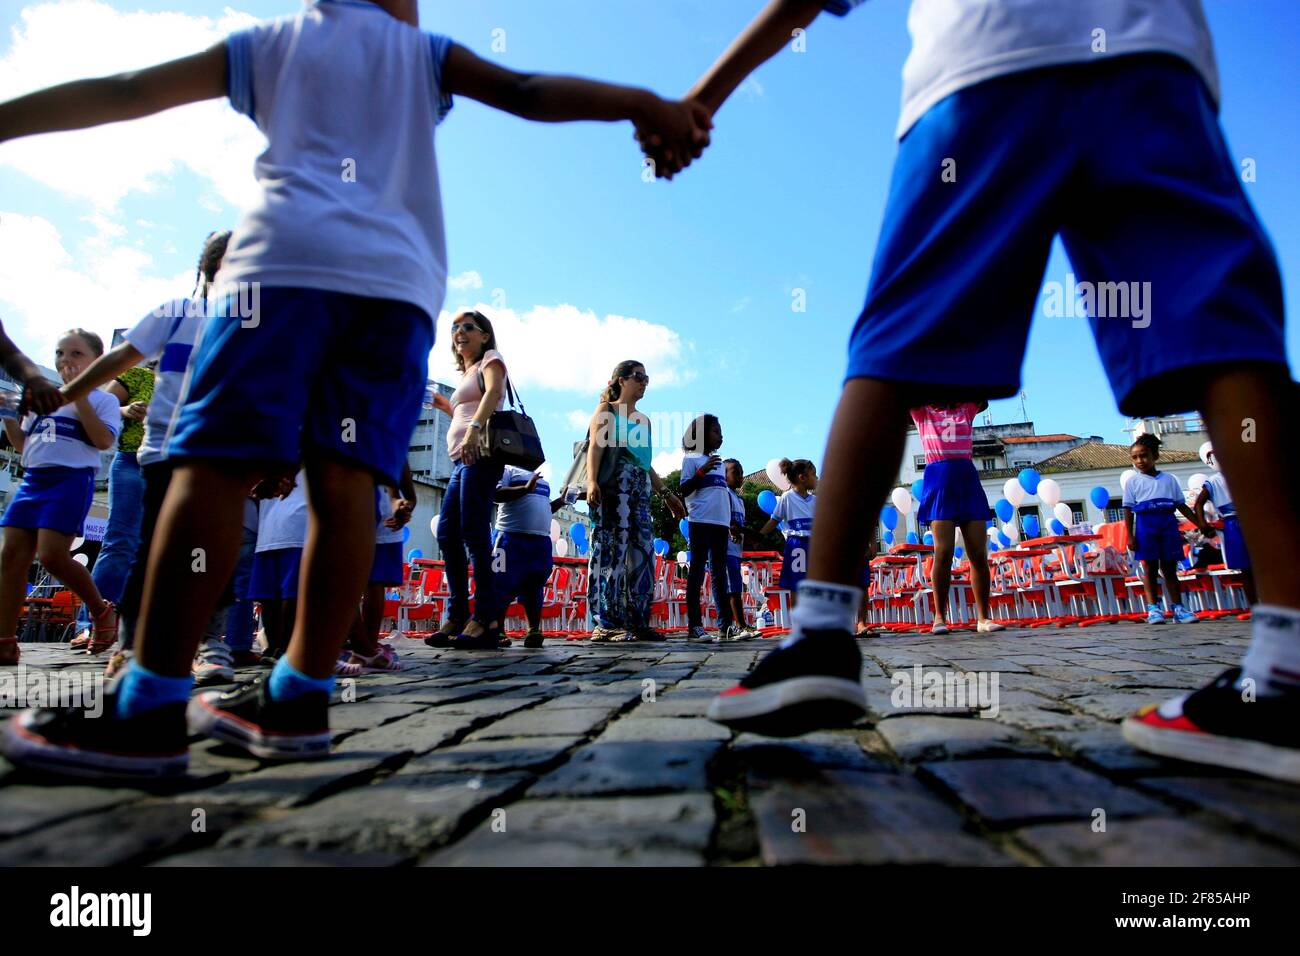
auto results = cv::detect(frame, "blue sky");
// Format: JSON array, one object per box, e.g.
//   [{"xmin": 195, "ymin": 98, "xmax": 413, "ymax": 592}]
[{"xmin": 1, "ymin": 0, "xmax": 1295, "ymax": 481}]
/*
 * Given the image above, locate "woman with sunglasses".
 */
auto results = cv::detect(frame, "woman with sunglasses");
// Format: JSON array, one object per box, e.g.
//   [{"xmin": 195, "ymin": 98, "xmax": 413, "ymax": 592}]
[
  {"xmin": 426, "ymin": 310, "xmax": 509, "ymax": 650},
  {"xmin": 586, "ymin": 360, "xmax": 686, "ymax": 642}
]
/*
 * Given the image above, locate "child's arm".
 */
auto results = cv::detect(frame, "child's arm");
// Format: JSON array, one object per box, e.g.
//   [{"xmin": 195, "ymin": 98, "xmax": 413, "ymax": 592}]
[
  {"xmin": 75, "ymin": 396, "xmax": 116, "ymax": 450},
  {"xmin": 1175, "ymin": 500, "xmax": 1201, "ymax": 527},
  {"xmin": 3, "ymin": 417, "xmax": 25, "ymax": 453},
  {"xmin": 60, "ymin": 342, "xmax": 146, "ymax": 405},
  {"xmin": 1191, "ymin": 486, "xmax": 1214, "ymax": 534},
  {"xmin": 649, "ymin": 468, "xmax": 687, "ymax": 519},
  {"xmin": 0, "ymin": 328, "xmax": 62, "ymax": 416},
  {"xmin": 442, "ymin": 45, "xmax": 710, "ymax": 173},
  {"xmin": 0, "ymin": 45, "xmax": 227, "ymax": 144},
  {"xmin": 1124, "ymin": 507, "xmax": 1136, "ymax": 554},
  {"xmin": 686, "ymin": 0, "xmax": 828, "ymax": 116},
  {"xmin": 760, "ymin": 517, "xmax": 778, "ymax": 536},
  {"xmin": 495, "ymin": 472, "xmax": 540, "ymax": 503}
]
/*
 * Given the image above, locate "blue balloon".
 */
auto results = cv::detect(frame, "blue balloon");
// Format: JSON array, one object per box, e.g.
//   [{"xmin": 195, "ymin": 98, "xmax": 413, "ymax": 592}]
[
  {"xmin": 757, "ymin": 490, "xmax": 777, "ymax": 515},
  {"xmin": 571, "ymin": 522, "xmax": 587, "ymax": 545},
  {"xmin": 988, "ymin": 540, "xmax": 999, "ymax": 552},
  {"xmin": 998, "ymin": 531, "xmax": 1011, "ymax": 548},
  {"xmin": 910, "ymin": 479, "xmax": 925, "ymax": 501},
  {"xmin": 1050, "ymin": 518, "xmax": 1066, "ymax": 535},
  {"xmin": 922, "ymin": 532, "xmax": 934, "ymax": 546},
  {"xmin": 906, "ymin": 531, "xmax": 919, "ymax": 545},
  {"xmin": 1089, "ymin": 485, "xmax": 1110, "ymax": 510},
  {"xmin": 407, "ymin": 547, "xmax": 423, "ymax": 561},
  {"xmin": 686, "ymin": 551, "xmax": 692, "ymax": 563},
  {"xmin": 955, "ymin": 546, "xmax": 964, "ymax": 559},
  {"xmin": 1018, "ymin": 468, "xmax": 1041, "ymax": 496},
  {"xmin": 881, "ymin": 505, "xmax": 898, "ymax": 530},
  {"xmin": 654, "ymin": 538, "xmax": 669, "ymax": 556},
  {"xmin": 1023, "ymin": 515, "xmax": 1040, "ymax": 539},
  {"xmin": 994, "ymin": 498, "xmax": 1014, "ymax": 523},
  {"xmin": 678, "ymin": 518, "xmax": 690, "ymax": 539},
  {"xmin": 401, "ymin": 526, "xmax": 410, "ymax": 542},
  {"xmin": 576, "ymin": 540, "xmax": 588, "ymax": 556},
  {"xmin": 883, "ymin": 530, "xmax": 894, "ymax": 546}
]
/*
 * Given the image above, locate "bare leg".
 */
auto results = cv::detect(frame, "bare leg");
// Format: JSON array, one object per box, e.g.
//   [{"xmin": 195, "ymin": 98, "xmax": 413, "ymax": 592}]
[
  {"xmin": 0, "ymin": 528, "xmax": 37, "ymax": 642},
  {"xmin": 1160, "ymin": 559, "xmax": 1183, "ymax": 606},
  {"xmin": 284, "ymin": 457, "xmax": 375, "ymax": 680},
  {"xmin": 135, "ymin": 462, "xmax": 253, "ymax": 677},
  {"xmin": 36, "ymin": 530, "xmax": 106, "ymax": 612},
  {"xmin": 960, "ymin": 519, "xmax": 993, "ymax": 619},
  {"xmin": 1142, "ymin": 560, "xmax": 1161, "ymax": 607},
  {"xmin": 929, "ymin": 519, "xmax": 955, "ymax": 624}
]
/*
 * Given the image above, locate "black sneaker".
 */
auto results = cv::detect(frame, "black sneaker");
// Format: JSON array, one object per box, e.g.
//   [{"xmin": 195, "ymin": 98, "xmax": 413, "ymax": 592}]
[
  {"xmin": 1122, "ymin": 667, "xmax": 1300, "ymax": 784},
  {"xmin": 450, "ymin": 625, "xmax": 503, "ymax": 651},
  {"xmin": 187, "ymin": 675, "xmax": 331, "ymax": 761},
  {"xmin": 523, "ymin": 629, "xmax": 545, "ymax": 649},
  {"xmin": 1, "ymin": 689, "xmax": 189, "ymax": 780},
  {"xmin": 257, "ymin": 646, "xmax": 284, "ymax": 668},
  {"xmin": 707, "ymin": 630, "xmax": 867, "ymax": 737},
  {"xmin": 423, "ymin": 619, "xmax": 466, "ymax": 649}
]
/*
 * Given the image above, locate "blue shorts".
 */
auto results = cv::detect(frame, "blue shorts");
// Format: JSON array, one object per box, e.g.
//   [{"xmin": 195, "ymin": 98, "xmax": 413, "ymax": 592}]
[
  {"xmin": 1134, "ymin": 512, "xmax": 1185, "ymax": 563},
  {"xmin": 846, "ymin": 55, "xmax": 1286, "ymax": 416},
  {"xmin": 724, "ymin": 553, "xmax": 743, "ymax": 595},
  {"xmin": 0, "ymin": 466, "xmax": 95, "ymax": 537},
  {"xmin": 370, "ymin": 540, "xmax": 405, "ymax": 585},
  {"xmin": 1221, "ymin": 514, "xmax": 1251, "ymax": 572},
  {"xmin": 249, "ymin": 546, "xmax": 303, "ymax": 601},
  {"xmin": 917, "ymin": 458, "xmax": 992, "ymax": 524},
  {"xmin": 166, "ymin": 287, "xmax": 435, "ymax": 486},
  {"xmin": 779, "ymin": 536, "xmax": 808, "ymax": 591},
  {"xmin": 491, "ymin": 531, "xmax": 553, "ymax": 611}
]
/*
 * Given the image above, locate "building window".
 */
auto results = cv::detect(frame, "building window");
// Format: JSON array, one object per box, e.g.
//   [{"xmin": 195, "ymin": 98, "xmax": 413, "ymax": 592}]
[
  {"xmin": 981, "ymin": 459, "xmax": 997, "ymax": 471},
  {"xmin": 1068, "ymin": 502, "xmax": 1085, "ymax": 524},
  {"xmin": 913, "ymin": 456, "xmax": 926, "ymax": 471},
  {"xmin": 1105, "ymin": 498, "xmax": 1123, "ymax": 524},
  {"xmin": 1013, "ymin": 460, "xmax": 1033, "ymax": 469}
]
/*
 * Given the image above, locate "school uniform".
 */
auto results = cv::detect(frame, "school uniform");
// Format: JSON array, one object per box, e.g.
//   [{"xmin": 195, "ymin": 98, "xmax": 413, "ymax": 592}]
[
  {"xmin": 724, "ymin": 488, "xmax": 746, "ymax": 596},
  {"xmin": 490, "ymin": 466, "xmax": 554, "ymax": 619},
  {"xmin": 825, "ymin": 0, "xmax": 1283, "ymax": 416},
  {"xmin": 1, "ymin": 391, "xmax": 120, "ymax": 536},
  {"xmin": 680, "ymin": 454, "xmax": 734, "ymax": 629},
  {"xmin": 1123, "ymin": 470, "xmax": 1186, "ymax": 563},
  {"xmin": 249, "ymin": 473, "xmax": 308, "ymax": 601},
  {"xmin": 370, "ymin": 486, "xmax": 406, "ymax": 586},
  {"xmin": 1203, "ymin": 471, "xmax": 1250, "ymax": 571},
  {"xmin": 773, "ymin": 490, "xmax": 815, "ymax": 591},
  {"xmin": 911, "ymin": 404, "xmax": 993, "ymax": 523}
]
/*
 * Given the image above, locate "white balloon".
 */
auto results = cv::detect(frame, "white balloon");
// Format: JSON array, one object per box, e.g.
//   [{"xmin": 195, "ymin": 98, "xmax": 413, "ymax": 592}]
[
  {"xmin": 1198, "ymin": 441, "xmax": 1214, "ymax": 466},
  {"xmin": 766, "ymin": 458, "xmax": 791, "ymax": 492},
  {"xmin": 1003, "ymin": 478, "xmax": 1025, "ymax": 507},
  {"xmin": 1119, "ymin": 469, "xmax": 1137, "ymax": 491},
  {"xmin": 73, "ymin": 553, "xmax": 89, "ymax": 566},
  {"xmin": 1002, "ymin": 522, "xmax": 1020, "ymax": 543},
  {"xmin": 677, "ymin": 551, "xmax": 688, "ymax": 564},
  {"xmin": 1037, "ymin": 478, "xmax": 1061, "ymax": 507},
  {"xmin": 430, "ymin": 514, "xmax": 440, "ymax": 536},
  {"xmin": 1188, "ymin": 473, "xmax": 1208, "ymax": 494},
  {"xmin": 555, "ymin": 538, "xmax": 568, "ymax": 557},
  {"xmin": 70, "ymin": 536, "xmax": 85, "ymax": 552},
  {"xmin": 549, "ymin": 519, "xmax": 561, "ymax": 543},
  {"xmin": 1053, "ymin": 502, "xmax": 1073, "ymax": 526},
  {"xmin": 890, "ymin": 486, "xmax": 912, "ymax": 515}
]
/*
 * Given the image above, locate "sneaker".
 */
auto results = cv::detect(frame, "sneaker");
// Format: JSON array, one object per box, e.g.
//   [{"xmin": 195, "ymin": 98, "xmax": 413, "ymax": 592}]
[
  {"xmin": 721, "ymin": 624, "xmax": 748, "ymax": 642},
  {"xmin": 1172, "ymin": 605, "xmax": 1199, "ymax": 624},
  {"xmin": 349, "ymin": 644, "xmax": 402, "ymax": 673},
  {"xmin": 1122, "ymin": 668, "xmax": 1300, "ymax": 784},
  {"xmin": 522, "ymin": 629, "xmax": 545, "ymax": 649},
  {"xmin": 193, "ymin": 638, "xmax": 235, "ymax": 686},
  {"xmin": 707, "ymin": 630, "xmax": 867, "ymax": 737},
  {"xmin": 104, "ymin": 648, "xmax": 132, "ymax": 679},
  {"xmin": 187, "ymin": 675, "xmax": 331, "ymax": 761},
  {"xmin": 931, "ymin": 621, "xmax": 950, "ymax": 635},
  {"xmin": 1146, "ymin": 605, "xmax": 1166, "ymax": 625},
  {"xmin": 686, "ymin": 626, "xmax": 716, "ymax": 644},
  {"xmin": 258, "ymin": 646, "xmax": 284, "ymax": 667},
  {"xmin": 451, "ymin": 623, "xmax": 503, "ymax": 650},
  {"xmin": 1, "ymin": 689, "xmax": 188, "ymax": 779},
  {"xmin": 976, "ymin": 619, "xmax": 1006, "ymax": 633},
  {"xmin": 424, "ymin": 619, "xmax": 468, "ymax": 649},
  {"xmin": 589, "ymin": 625, "xmax": 625, "ymax": 643},
  {"xmin": 231, "ymin": 649, "xmax": 263, "ymax": 667}
]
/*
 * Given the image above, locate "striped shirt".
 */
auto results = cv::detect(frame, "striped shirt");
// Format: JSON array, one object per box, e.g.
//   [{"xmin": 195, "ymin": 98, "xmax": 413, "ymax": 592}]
[{"xmin": 910, "ymin": 403, "xmax": 979, "ymax": 463}]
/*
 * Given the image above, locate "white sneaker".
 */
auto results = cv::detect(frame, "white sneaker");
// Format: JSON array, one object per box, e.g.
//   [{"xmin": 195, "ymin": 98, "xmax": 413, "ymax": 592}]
[
  {"xmin": 193, "ymin": 638, "xmax": 235, "ymax": 685},
  {"xmin": 1146, "ymin": 606, "xmax": 1166, "ymax": 625},
  {"xmin": 931, "ymin": 621, "xmax": 950, "ymax": 635},
  {"xmin": 721, "ymin": 624, "xmax": 748, "ymax": 642},
  {"xmin": 976, "ymin": 619, "xmax": 1005, "ymax": 633},
  {"xmin": 1172, "ymin": 605, "xmax": 1199, "ymax": 624},
  {"xmin": 687, "ymin": 627, "xmax": 716, "ymax": 643}
]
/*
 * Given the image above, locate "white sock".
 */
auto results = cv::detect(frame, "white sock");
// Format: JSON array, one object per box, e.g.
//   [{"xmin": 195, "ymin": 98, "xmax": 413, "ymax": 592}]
[
  {"xmin": 784, "ymin": 580, "xmax": 861, "ymax": 647},
  {"xmin": 1241, "ymin": 605, "xmax": 1300, "ymax": 697}
]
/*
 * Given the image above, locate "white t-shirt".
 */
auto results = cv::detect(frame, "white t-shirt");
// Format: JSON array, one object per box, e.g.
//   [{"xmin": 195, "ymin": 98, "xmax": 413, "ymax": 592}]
[
  {"xmin": 728, "ymin": 488, "xmax": 745, "ymax": 558},
  {"xmin": 376, "ymin": 486, "xmax": 406, "ymax": 545},
  {"xmin": 19, "ymin": 391, "xmax": 120, "ymax": 470},
  {"xmin": 773, "ymin": 490, "xmax": 816, "ymax": 538},
  {"xmin": 680, "ymin": 454, "xmax": 731, "ymax": 527},
  {"xmin": 126, "ymin": 297, "xmax": 206, "ymax": 466},
  {"xmin": 218, "ymin": 0, "xmax": 454, "ymax": 323},
  {"xmin": 826, "ymin": 0, "xmax": 1218, "ymax": 138},
  {"xmin": 1203, "ymin": 472, "xmax": 1233, "ymax": 517},
  {"xmin": 1122, "ymin": 470, "xmax": 1183, "ymax": 514},
  {"xmin": 256, "ymin": 471, "xmax": 309, "ymax": 551},
  {"xmin": 495, "ymin": 465, "xmax": 551, "ymax": 537}
]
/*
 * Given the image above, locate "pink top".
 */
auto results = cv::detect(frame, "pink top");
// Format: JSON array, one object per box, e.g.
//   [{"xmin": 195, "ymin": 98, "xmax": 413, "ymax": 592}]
[
  {"xmin": 447, "ymin": 349, "xmax": 506, "ymax": 461},
  {"xmin": 910, "ymin": 403, "xmax": 979, "ymax": 463}
]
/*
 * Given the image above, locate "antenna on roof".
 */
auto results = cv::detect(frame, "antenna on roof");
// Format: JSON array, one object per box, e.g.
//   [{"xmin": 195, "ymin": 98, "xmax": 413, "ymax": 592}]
[{"xmin": 1019, "ymin": 390, "xmax": 1028, "ymax": 423}]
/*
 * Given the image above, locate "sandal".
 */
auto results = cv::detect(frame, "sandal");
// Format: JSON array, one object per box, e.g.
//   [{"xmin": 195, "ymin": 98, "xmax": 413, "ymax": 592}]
[
  {"xmin": 424, "ymin": 618, "xmax": 467, "ymax": 649},
  {"xmin": 70, "ymin": 630, "xmax": 92, "ymax": 651},
  {"xmin": 334, "ymin": 655, "xmax": 363, "ymax": 677},
  {"xmin": 349, "ymin": 644, "xmax": 402, "ymax": 673},
  {"xmin": 589, "ymin": 625, "xmax": 624, "ymax": 644},
  {"xmin": 0, "ymin": 636, "xmax": 19, "ymax": 667},
  {"xmin": 87, "ymin": 602, "xmax": 119, "ymax": 655},
  {"xmin": 105, "ymin": 648, "xmax": 132, "ymax": 679},
  {"xmin": 451, "ymin": 623, "xmax": 503, "ymax": 651}
]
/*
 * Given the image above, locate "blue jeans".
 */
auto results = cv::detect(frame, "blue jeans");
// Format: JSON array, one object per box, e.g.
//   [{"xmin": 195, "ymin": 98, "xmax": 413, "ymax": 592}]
[
  {"xmin": 437, "ymin": 458, "xmax": 505, "ymax": 625},
  {"xmin": 224, "ymin": 525, "xmax": 258, "ymax": 651},
  {"xmin": 78, "ymin": 452, "xmax": 144, "ymax": 627}
]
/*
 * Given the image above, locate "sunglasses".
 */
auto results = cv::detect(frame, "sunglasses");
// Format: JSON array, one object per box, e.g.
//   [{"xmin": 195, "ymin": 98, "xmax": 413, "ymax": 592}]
[
  {"xmin": 627, "ymin": 372, "xmax": 650, "ymax": 383},
  {"xmin": 450, "ymin": 322, "xmax": 483, "ymax": 335}
]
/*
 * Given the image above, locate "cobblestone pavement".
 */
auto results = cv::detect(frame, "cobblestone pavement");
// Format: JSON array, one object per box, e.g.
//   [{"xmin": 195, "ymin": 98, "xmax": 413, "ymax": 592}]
[{"xmin": 1, "ymin": 620, "xmax": 1297, "ymax": 866}]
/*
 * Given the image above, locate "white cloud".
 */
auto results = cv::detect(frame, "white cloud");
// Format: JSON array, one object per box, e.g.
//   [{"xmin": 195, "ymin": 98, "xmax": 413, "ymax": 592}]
[
  {"xmin": 447, "ymin": 270, "xmax": 484, "ymax": 291},
  {"xmin": 0, "ymin": 1, "xmax": 264, "ymax": 211},
  {"xmin": 566, "ymin": 409, "xmax": 590, "ymax": 431},
  {"xmin": 652, "ymin": 449, "xmax": 683, "ymax": 476},
  {"xmin": 429, "ymin": 302, "xmax": 691, "ymax": 395}
]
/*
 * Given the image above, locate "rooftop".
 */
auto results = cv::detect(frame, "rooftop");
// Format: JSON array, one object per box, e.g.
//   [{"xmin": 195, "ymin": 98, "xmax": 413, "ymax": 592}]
[
  {"xmin": 1001, "ymin": 433, "xmax": 1079, "ymax": 445},
  {"xmin": 980, "ymin": 441, "xmax": 1198, "ymax": 480}
]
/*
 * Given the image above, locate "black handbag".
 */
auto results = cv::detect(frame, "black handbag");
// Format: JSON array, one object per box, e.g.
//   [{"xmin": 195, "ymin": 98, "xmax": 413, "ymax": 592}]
[{"xmin": 476, "ymin": 368, "xmax": 545, "ymax": 471}]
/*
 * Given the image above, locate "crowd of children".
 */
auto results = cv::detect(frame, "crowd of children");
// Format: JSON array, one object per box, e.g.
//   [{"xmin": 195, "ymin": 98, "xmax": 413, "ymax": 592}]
[{"xmin": 0, "ymin": 0, "xmax": 1294, "ymax": 787}]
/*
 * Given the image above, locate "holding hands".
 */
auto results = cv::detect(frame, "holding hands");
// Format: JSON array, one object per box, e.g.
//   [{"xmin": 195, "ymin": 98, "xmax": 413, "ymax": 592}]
[{"xmin": 635, "ymin": 96, "xmax": 712, "ymax": 180}]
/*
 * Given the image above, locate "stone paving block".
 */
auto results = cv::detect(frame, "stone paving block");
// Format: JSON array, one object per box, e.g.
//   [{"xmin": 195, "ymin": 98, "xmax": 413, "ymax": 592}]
[
  {"xmin": 335, "ymin": 711, "xmax": 476, "ymax": 756},
  {"xmin": 733, "ymin": 732, "xmax": 892, "ymax": 776},
  {"xmin": 399, "ymin": 736, "xmax": 582, "ymax": 775},
  {"xmin": 749, "ymin": 770, "xmax": 1010, "ymax": 865},
  {"xmin": 995, "ymin": 708, "xmax": 1109, "ymax": 734},
  {"xmin": 528, "ymin": 741, "xmax": 720, "ymax": 797},
  {"xmin": 598, "ymin": 717, "xmax": 731, "ymax": 742},
  {"xmin": 0, "ymin": 801, "xmax": 250, "ymax": 866},
  {"xmin": 424, "ymin": 694, "xmax": 546, "ymax": 721},
  {"xmin": 1042, "ymin": 729, "xmax": 1168, "ymax": 773},
  {"xmin": 174, "ymin": 753, "xmax": 396, "ymax": 808},
  {"xmin": 465, "ymin": 707, "xmax": 612, "ymax": 741},
  {"xmin": 0, "ymin": 783, "xmax": 144, "ymax": 839},
  {"xmin": 219, "ymin": 772, "xmax": 533, "ymax": 856},
  {"xmin": 1014, "ymin": 817, "xmax": 1300, "ymax": 866},
  {"xmin": 947, "ymin": 658, "xmax": 1031, "ymax": 674},
  {"xmin": 327, "ymin": 700, "xmax": 429, "ymax": 732},
  {"xmin": 425, "ymin": 793, "xmax": 715, "ymax": 866},
  {"xmin": 1067, "ymin": 691, "xmax": 1167, "ymax": 722},
  {"xmin": 1137, "ymin": 776, "xmax": 1300, "ymax": 850},
  {"xmin": 877, "ymin": 715, "xmax": 1052, "ymax": 761},
  {"xmin": 1022, "ymin": 664, "xmax": 1114, "ymax": 681},
  {"xmin": 152, "ymin": 847, "xmax": 404, "ymax": 866},
  {"xmin": 922, "ymin": 758, "xmax": 1171, "ymax": 825}
]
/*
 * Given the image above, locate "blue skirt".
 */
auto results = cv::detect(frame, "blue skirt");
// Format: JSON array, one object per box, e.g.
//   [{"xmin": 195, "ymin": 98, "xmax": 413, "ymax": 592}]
[
  {"xmin": 779, "ymin": 535, "xmax": 809, "ymax": 591},
  {"xmin": 0, "ymin": 466, "xmax": 95, "ymax": 536},
  {"xmin": 1221, "ymin": 515, "xmax": 1251, "ymax": 571},
  {"xmin": 918, "ymin": 458, "xmax": 992, "ymax": 524},
  {"xmin": 369, "ymin": 540, "xmax": 405, "ymax": 585}
]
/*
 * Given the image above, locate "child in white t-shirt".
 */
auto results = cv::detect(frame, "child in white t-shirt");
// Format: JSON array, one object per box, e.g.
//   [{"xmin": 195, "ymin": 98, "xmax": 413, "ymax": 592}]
[
  {"xmin": 0, "ymin": 330, "xmax": 121, "ymax": 660},
  {"xmin": 679, "ymin": 415, "xmax": 738, "ymax": 642}
]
